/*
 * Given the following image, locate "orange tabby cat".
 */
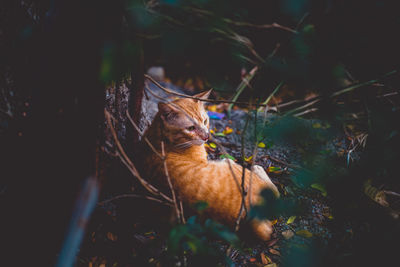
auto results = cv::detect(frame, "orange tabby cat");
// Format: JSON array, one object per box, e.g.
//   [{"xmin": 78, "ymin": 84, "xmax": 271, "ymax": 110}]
[{"xmin": 138, "ymin": 90, "xmax": 280, "ymax": 241}]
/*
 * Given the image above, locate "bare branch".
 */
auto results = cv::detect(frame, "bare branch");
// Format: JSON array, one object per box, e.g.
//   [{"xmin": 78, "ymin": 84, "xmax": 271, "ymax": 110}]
[
  {"xmin": 126, "ymin": 110, "xmax": 163, "ymax": 159},
  {"xmin": 161, "ymin": 141, "xmax": 183, "ymax": 223},
  {"xmin": 98, "ymin": 193, "xmax": 173, "ymax": 207},
  {"xmin": 105, "ymin": 109, "xmax": 173, "ymax": 203}
]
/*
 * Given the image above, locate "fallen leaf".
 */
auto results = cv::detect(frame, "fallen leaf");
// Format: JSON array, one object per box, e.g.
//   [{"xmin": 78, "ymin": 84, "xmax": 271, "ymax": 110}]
[
  {"xmin": 286, "ymin": 216, "xmax": 296, "ymax": 224},
  {"xmin": 266, "ymin": 239, "xmax": 278, "ymax": 247},
  {"xmin": 207, "ymin": 105, "xmax": 217, "ymax": 112},
  {"xmin": 220, "ymin": 154, "xmax": 236, "ymax": 161},
  {"xmin": 249, "ymin": 257, "xmax": 257, "ymax": 262},
  {"xmin": 296, "ymin": 229, "xmax": 313, "ymax": 238},
  {"xmin": 269, "ymin": 248, "xmax": 281, "ymax": 256},
  {"xmin": 260, "ymin": 252, "xmax": 272, "ymax": 264},
  {"xmin": 267, "ymin": 166, "xmax": 282, "ymax": 174},
  {"xmin": 209, "ymin": 143, "xmax": 217, "ymax": 149},
  {"xmin": 107, "ymin": 232, "xmax": 118, "ymax": 241},
  {"xmin": 204, "ymin": 143, "xmax": 215, "ymax": 152},
  {"xmin": 312, "ymin": 123, "xmax": 321, "ymax": 128},
  {"xmin": 270, "ymin": 219, "xmax": 278, "ymax": 225},
  {"xmin": 258, "ymin": 142, "xmax": 266, "ymax": 148},
  {"xmin": 281, "ymin": 230, "xmax": 294, "ymax": 240},
  {"xmin": 223, "ymin": 126, "xmax": 233, "ymax": 135},
  {"xmin": 311, "ymin": 183, "xmax": 327, "ymax": 197},
  {"xmin": 244, "ymin": 155, "xmax": 253, "ymax": 162},
  {"xmin": 264, "ymin": 264, "xmax": 277, "ymax": 267},
  {"xmin": 214, "ymin": 132, "xmax": 226, "ymax": 137},
  {"xmin": 210, "ymin": 129, "xmax": 215, "ymax": 134}
]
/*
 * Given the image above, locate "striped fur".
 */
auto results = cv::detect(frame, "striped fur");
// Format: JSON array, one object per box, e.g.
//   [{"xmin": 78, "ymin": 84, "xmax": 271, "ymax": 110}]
[{"xmin": 138, "ymin": 91, "xmax": 279, "ymax": 241}]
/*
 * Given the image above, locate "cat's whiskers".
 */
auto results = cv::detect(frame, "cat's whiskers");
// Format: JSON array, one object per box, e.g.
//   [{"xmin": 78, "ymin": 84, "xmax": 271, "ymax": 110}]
[{"xmin": 175, "ymin": 141, "xmax": 194, "ymax": 149}]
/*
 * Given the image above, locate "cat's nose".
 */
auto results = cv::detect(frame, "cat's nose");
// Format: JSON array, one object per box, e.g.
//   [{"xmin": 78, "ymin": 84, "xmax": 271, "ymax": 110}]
[{"xmin": 201, "ymin": 133, "xmax": 209, "ymax": 141}]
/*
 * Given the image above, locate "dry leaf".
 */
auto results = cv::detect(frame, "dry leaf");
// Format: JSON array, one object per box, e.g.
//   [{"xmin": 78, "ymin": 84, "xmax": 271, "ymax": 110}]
[
  {"xmin": 269, "ymin": 248, "xmax": 281, "ymax": 256},
  {"xmin": 261, "ymin": 252, "xmax": 272, "ymax": 264},
  {"xmin": 281, "ymin": 230, "xmax": 294, "ymax": 240},
  {"xmin": 107, "ymin": 232, "xmax": 118, "ymax": 241},
  {"xmin": 249, "ymin": 257, "xmax": 257, "ymax": 262},
  {"xmin": 270, "ymin": 219, "xmax": 278, "ymax": 225},
  {"xmin": 266, "ymin": 238, "xmax": 278, "ymax": 247},
  {"xmin": 264, "ymin": 264, "xmax": 278, "ymax": 267}
]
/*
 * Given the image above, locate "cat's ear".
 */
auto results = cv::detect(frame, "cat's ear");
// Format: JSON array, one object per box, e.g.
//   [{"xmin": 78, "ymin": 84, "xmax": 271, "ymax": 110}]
[
  {"xmin": 158, "ymin": 102, "xmax": 178, "ymax": 121},
  {"xmin": 193, "ymin": 89, "xmax": 212, "ymax": 102}
]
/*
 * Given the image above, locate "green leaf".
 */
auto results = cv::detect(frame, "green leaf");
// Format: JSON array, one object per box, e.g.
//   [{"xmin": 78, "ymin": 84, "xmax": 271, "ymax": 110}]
[
  {"xmin": 311, "ymin": 183, "xmax": 327, "ymax": 197},
  {"xmin": 220, "ymin": 154, "xmax": 236, "ymax": 161},
  {"xmin": 214, "ymin": 132, "xmax": 226, "ymax": 137},
  {"xmin": 286, "ymin": 216, "xmax": 296, "ymax": 224}
]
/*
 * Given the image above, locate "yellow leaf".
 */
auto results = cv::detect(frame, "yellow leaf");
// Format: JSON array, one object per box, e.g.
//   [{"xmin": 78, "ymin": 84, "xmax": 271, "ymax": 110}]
[
  {"xmin": 207, "ymin": 105, "xmax": 217, "ymax": 112},
  {"xmin": 210, "ymin": 129, "xmax": 215, "ymax": 134},
  {"xmin": 296, "ymin": 229, "xmax": 313, "ymax": 238},
  {"xmin": 311, "ymin": 183, "xmax": 327, "ymax": 197},
  {"xmin": 267, "ymin": 166, "xmax": 282, "ymax": 174},
  {"xmin": 286, "ymin": 216, "xmax": 296, "ymax": 224},
  {"xmin": 258, "ymin": 142, "xmax": 266, "ymax": 148},
  {"xmin": 244, "ymin": 155, "xmax": 253, "ymax": 162},
  {"xmin": 223, "ymin": 126, "xmax": 233, "ymax": 135},
  {"xmin": 312, "ymin": 123, "xmax": 321, "ymax": 128},
  {"xmin": 270, "ymin": 219, "xmax": 278, "ymax": 225},
  {"xmin": 209, "ymin": 143, "xmax": 216, "ymax": 149},
  {"xmin": 264, "ymin": 264, "xmax": 277, "ymax": 267}
]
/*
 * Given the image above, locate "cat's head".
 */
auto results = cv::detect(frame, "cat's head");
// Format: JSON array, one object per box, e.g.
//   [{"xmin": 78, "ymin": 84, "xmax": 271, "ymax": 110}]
[{"xmin": 157, "ymin": 90, "xmax": 212, "ymax": 149}]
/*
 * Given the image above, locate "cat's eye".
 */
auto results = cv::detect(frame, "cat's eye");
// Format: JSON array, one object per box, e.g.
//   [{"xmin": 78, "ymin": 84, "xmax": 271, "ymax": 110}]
[{"xmin": 187, "ymin": 126, "xmax": 195, "ymax": 131}]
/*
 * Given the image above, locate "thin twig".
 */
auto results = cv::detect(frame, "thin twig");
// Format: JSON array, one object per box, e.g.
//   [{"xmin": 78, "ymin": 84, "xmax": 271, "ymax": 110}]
[
  {"xmin": 126, "ymin": 110, "xmax": 163, "ymax": 159},
  {"xmin": 98, "ymin": 194, "xmax": 173, "ymax": 206},
  {"xmin": 105, "ymin": 109, "xmax": 173, "ymax": 203},
  {"xmin": 294, "ymin": 107, "xmax": 319, "ymax": 117},
  {"xmin": 145, "ymin": 74, "xmax": 268, "ymax": 107},
  {"xmin": 227, "ymin": 66, "xmax": 258, "ymax": 114},
  {"xmin": 179, "ymin": 199, "xmax": 186, "ymax": 224},
  {"xmin": 161, "ymin": 141, "xmax": 183, "ymax": 223},
  {"xmin": 384, "ymin": 190, "xmax": 400, "ymax": 198}
]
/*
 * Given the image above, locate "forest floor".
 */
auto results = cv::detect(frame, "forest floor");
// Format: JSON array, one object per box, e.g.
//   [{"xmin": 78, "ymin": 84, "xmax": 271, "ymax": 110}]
[{"xmin": 78, "ymin": 104, "xmax": 351, "ymax": 267}]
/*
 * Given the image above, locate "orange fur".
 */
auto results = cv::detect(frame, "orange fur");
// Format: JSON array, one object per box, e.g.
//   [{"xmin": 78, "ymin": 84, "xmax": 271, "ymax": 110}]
[{"xmin": 137, "ymin": 91, "xmax": 280, "ymax": 241}]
